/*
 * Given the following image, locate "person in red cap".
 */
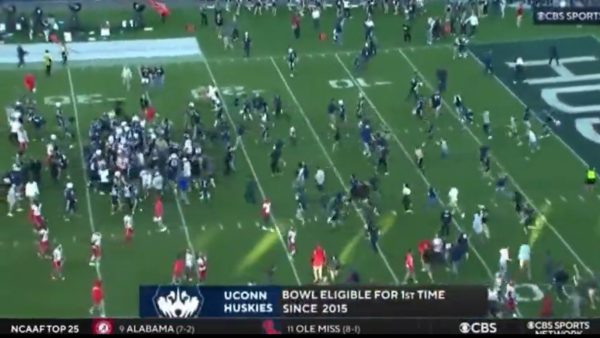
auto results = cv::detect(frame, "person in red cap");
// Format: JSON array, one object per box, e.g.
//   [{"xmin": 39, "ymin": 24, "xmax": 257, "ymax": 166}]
[
  {"xmin": 90, "ymin": 279, "xmax": 105, "ymax": 317},
  {"xmin": 23, "ymin": 73, "xmax": 36, "ymax": 93},
  {"xmin": 311, "ymin": 244, "xmax": 326, "ymax": 283}
]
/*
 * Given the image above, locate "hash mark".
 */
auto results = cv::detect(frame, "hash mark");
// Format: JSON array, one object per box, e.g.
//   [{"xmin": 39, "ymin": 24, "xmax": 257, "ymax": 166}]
[
  {"xmin": 201, "ymin": 225, "xmax": 206, "ymax": 231},
  {"xmin": 237, "ymin": 222, "xmax": 242, "ymax": 229},
  {"xmin": 448, "ymin": 126, "xmax": 454, "ymax": 131},
  {"xmin": 219, "ymin": 223, "xmax": 224, "ymax": 230},
  {"xmin": 255, "ymin": 222, "xmax": 260, "ymax": 228},
  {"xmin": 147, "ymin": 230, "xmax": 152, "ymax": 235},
  {"xmin": 578, "ymin": 195, "xmax": 585, "ymax": 201},
  {"xmin": 72, "ymin": 236, "xmax": 76, "ymax": 242},
  {"xmin": 13, "ymin": 241, "xmax": 18, "ymax": 247},
  {"xmin": 544, "ymin": 198, "xmax": 552, "ymax": 205},
  {"xmin": 404, "ymin": 129, "xmax": 409, "ymax": 134},
  {"xmin": 560, "ymin": 195, "xmax": 567, "ymax": 202},
  {"xmin": 524, "ymin": 156, "xmax": 530, "ymax": 161},
  {"xmin": 110, "ymin": 233, "xmax": 115, "ymax": 238}
]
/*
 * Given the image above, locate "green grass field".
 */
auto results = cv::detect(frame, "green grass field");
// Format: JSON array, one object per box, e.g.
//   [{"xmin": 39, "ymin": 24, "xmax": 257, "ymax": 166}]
[{"xmin": 1, "ymin": 2, "xmax": 599, "ymax": 318}]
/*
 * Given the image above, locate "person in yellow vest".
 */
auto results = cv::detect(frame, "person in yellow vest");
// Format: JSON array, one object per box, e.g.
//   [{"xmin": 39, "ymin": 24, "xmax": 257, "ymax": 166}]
[
  {"xmin": 43, "ymin": 50, "xmax": 52, "ymax": 76},
  {"xmin": 585, "ymin": 167, "xmax": 596, "ymax": 191}
]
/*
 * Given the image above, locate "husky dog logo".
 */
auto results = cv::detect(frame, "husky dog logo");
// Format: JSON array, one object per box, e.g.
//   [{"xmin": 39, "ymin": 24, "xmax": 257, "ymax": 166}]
[{"xmin": 153, "ymin": 287, "xmax": 203, "ymax": 318}]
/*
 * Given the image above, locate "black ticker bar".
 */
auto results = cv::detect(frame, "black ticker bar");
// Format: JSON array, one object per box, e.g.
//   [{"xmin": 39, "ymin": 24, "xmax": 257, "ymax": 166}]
[{"xmin": 0, "ymin": 318, "xmax": 598, "ymax": 334}]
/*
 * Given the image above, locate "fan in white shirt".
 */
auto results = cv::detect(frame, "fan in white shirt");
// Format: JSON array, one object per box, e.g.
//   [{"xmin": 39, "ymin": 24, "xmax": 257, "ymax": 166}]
[
  {"xmin": 315, "ymin": 168, "xmax": 325, "ymax": 191},
  {"xmin": 25, "ymin": 179, "xmax": 39, "ymax": 202}
]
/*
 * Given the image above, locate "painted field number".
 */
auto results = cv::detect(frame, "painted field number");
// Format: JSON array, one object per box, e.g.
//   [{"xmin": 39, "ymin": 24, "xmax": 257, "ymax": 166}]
[
  {"xmin": 44, "ymin": 94, "xmax": 124, "ymax": 106},
  {"xmin": 328, "ymin": 77, "xmax": 392, "ymax": 89},
  {"xmin": 190, "ymin": 85, "xmax": 264, "ymax": 100}
]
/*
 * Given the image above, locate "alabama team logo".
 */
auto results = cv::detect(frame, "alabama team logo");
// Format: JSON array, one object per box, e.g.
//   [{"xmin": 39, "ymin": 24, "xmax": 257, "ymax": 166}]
[
  {"xmin": 92, "ymin": 319, "xmax": 114, "ymax": 334},
  {"xmin": 152, "ymin": 286, "xmax": 204, "ymax": 318}
]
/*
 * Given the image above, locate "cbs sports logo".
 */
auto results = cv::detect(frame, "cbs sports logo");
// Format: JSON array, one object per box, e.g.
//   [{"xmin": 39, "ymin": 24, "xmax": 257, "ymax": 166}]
[{"xmin": 459, "ymin": 322, "xmax": 498, "ymax": 334}]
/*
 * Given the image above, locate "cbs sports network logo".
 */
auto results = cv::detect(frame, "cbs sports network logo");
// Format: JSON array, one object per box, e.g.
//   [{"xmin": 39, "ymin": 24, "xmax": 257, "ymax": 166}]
[
  {"xmin": 458, "ymin": 320, "xmax": 591, "ymax": 334},
  {"xmin": 534, "ymin": 0, "xmax": 600, "ymax": 25}
]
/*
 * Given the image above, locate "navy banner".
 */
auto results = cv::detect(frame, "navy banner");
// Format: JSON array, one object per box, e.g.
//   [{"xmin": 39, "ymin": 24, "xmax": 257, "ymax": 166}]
[{"xmin": 139, "ymin": 285, "xmax": 487, "ymax": 318}]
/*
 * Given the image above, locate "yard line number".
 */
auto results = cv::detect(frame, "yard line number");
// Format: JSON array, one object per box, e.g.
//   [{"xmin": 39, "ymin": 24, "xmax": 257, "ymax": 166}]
[
  {"xmin": 514, "ymin": 283, "xmax": 544, "ymax": 303},
  {"xmin": 190, "ymin": 86, "xmax": 264, "ymax": 99},
  {"xmin": 328, "ymin": 77, "xmax": 393, "ymax": 89},
  {"xmin": 44, "ymin": 94, "xmax": 125, "ymax": 106}
]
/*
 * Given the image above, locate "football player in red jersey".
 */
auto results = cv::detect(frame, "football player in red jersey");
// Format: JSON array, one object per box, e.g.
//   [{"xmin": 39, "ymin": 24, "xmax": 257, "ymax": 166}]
[
  {"xmin": 23, "ymin": 73, "xmax": 36, "ymax": 93},
  {"xmin": 172, "ymin": 255, "xmax": 184, "ymax": 284},
  {"xmin": 197, "ymin": 252, "xmax": 208, "ymax": 283},
  {"xmin": 516, "ymin": 2, "xmax": 524, "ymax": 28},
  {"xmin": 403, "ymin": 249, "xmax": 417, "ymax": 284},
  {"xmin": 311, "ymin": 244, "xmax": 326, "ymax": 283},
  {"xmin": 90, "ymin": 279, "xmax": 105, "ymax": 317}
]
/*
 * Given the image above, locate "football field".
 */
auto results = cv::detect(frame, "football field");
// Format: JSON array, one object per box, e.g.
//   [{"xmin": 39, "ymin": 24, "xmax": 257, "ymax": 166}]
[{"xmin": 1, "ymin": 3, "xmax": 600, "ymax": 318}]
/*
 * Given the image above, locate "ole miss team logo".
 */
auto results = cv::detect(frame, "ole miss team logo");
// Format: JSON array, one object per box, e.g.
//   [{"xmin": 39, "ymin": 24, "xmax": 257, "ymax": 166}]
[{"xmin": 92, "ymin": 319, "xmax": 114, "ymax": 334}]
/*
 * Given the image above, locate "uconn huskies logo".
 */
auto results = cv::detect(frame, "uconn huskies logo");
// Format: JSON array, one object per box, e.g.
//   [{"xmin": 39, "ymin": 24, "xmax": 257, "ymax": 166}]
[{"xmin": 152, "ymin": 287, "xmax": 204, "ymax": 318}]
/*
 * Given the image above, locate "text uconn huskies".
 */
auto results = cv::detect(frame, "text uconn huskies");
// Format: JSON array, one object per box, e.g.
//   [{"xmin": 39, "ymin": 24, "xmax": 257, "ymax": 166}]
[{"xmin": 223, "ymin": 290, "xmax": 274, "ymax": 314}]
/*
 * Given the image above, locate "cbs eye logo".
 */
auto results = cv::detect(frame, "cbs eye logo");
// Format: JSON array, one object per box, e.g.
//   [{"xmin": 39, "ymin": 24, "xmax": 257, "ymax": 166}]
[
  {"xmin": 459, "ymin": 322, "xmax": 497, "ymax": 334},
  {"xmin": 537, "ymin": 11, "xmax": 546, "ymax": 21},
  {"xmin": 459, "ymin": 323, "xmax": 471, "ymax": 334}
]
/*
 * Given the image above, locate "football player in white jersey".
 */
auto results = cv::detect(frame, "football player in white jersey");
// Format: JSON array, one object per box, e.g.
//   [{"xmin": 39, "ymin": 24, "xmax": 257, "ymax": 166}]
[
  {"xmin": 121, "ymin": 65, "xmax": 132, "ymax": 91},
  {"xmin": 90, "ymin": 232, "xmax": 102, "ymax": 266},
  {"xmin": 124, "ymin": 214, "xmax": 134, "ymax": 243},
  {"xmin": 37, "ymin": 227, "xmax": 50, "ymax": 259},
  {"xmin": 287, "ymin": 226, "xmax": 297, "ymax": 257},
  {"xmin": 52, "ymin": 244, "xmax": 65, "ymax": 280},
  {"xmin": 185, "ymin": 249, "xmax": 195, "ymax": 282}
]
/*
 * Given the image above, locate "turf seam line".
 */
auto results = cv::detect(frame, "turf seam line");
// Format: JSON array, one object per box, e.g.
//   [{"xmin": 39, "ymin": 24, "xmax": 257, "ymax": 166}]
[
  {"xmin": 269, "ymin": 56, "xmax": 401, "ymax": 286},
  {"xmin": 66, "ymin": 66, "xmax": 106, "ymax": 316},
  {"xmin": 333, "ymin": 53, "xmax": 499, "ymax": 288},
  {"xmin": 137, "ymin": 67, "xmax": 199, "ymax": 259},
  {"xmin": 456, "ymin": 49, "xmax": 595, "ymax": 275},
  {"xmin": 200, "ymin": 54, "xmax": 303, "ymax": 285}
]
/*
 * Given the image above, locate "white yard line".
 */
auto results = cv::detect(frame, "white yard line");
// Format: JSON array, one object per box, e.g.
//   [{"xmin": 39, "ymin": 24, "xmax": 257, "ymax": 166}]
[
  {"xmin": 137, "ymin": 68, "xmax": 198, "ymax": 256},
  {"xmin": 269, "ymin": 57, "xmax": 401, "ymax": 285},
  {"xmin": 199, "ymin": 58, "xmax": 303, "ymax": 285},
  {"xmin": 66, "ymin": 67, "xmax": 106, "ymax": 316},
  {"xmin": 333, "ymin": 54, "xmax": 496, "ymax": 280},
  {"xmin": 398, "ymin": 48, "xmax": 594, "ymax": 275}
]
